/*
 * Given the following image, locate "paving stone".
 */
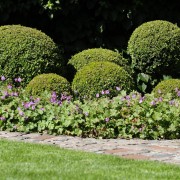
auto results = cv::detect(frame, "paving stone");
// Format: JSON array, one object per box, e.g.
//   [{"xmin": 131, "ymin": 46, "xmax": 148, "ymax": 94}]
[
  {"xmin": 149, "ymin": 145, "xmax": 179, "ymax": 153},
  {"xmin": 122, "ymin": 154, "xmax": 150, "ymax": 160},
  {"xmin": 0, "ymin": 131, "xmax": 180, "ymax": 165}
]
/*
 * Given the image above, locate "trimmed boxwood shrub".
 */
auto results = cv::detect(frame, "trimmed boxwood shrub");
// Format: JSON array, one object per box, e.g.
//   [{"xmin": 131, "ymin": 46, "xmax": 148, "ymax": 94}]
[
  {"xmin": 127, "ymin": 20, "xmax": 180, "ymax": 78},
  {"xmin": 72, "ymin": 61, "xmax": 134, "ymax": 99},
  {"xmin": 152, "ymin": 79, "xmax": 180, "ymax": 97},
  {"xmin": 25, "ymin": 73, "xmax": 71, "ymax": 97},
  {"xmin": 67, "ymin": 48, "xmax": 130, "ymax": 80},
  {"xmin": 0, "ymin": 25, "xmax": 64, "ymax": 86}
]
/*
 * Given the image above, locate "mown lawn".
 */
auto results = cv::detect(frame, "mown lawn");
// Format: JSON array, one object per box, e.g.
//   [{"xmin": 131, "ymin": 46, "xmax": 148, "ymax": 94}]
[{"xmin": 0, "ymin": 139, "xmax": 179, "ymax": 180}]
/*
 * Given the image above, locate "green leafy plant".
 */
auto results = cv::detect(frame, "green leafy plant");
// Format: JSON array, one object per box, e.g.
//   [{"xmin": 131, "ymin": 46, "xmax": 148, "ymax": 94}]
[
  {"xmin": 1, "ymin": 76, "xmax": 180, "ymax": 139},
  {"xmin": 0, "ymin": 25, "xmax": 64, "ymax": 87}
]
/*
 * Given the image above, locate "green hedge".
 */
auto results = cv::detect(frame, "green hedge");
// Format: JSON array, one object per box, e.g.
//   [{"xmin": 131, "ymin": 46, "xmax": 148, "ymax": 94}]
[
  {"xmin": 72, "ymin": 61, "xmax": 134, "ymax": 99},
  {"xmin": 68, "ymin": 48, "xmax": 129, "ymax": 71},
  {"xmin": 152, "ymin": 79, "xmax": 180, "ymax": 98},
  {"xmin": 25, "ymin": 73, "xmax": 71, "ymax": 97},
  {"xmin": 128, "ymin": 20, "xmax": 180, "ymax": 79},
  {"xmin": 0, "ymin": 25, "xmax": 64, "ymax": 86}
]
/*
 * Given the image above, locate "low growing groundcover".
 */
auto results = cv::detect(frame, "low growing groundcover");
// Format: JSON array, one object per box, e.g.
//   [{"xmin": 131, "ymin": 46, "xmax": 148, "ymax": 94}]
[{"xmin": 0, "ymin": 139, "xmax": 180, "ymax": 180}]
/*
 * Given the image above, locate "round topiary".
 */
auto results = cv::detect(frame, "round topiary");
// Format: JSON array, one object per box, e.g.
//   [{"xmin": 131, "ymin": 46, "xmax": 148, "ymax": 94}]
[
  {"xmin": 0, "ymin": 25, "xmax": 64, "ymax": 86},
  {"xmin": 72, "ymin": 61, "xmax": 134, "ymax": 99},
  {"xmin": 152, "ymin": 79, "xmax": 180, "ymax": 97},
  {"xmin": 67, "ymin": 48, "xmax": 130, "ymax": 79},
  {"xmin": 127, "ymin": 20, "xmax": 180, "ymax": 78},
  {"xmin": 25, "ymin": 73, "xmax": 71, "ymax": 97}
]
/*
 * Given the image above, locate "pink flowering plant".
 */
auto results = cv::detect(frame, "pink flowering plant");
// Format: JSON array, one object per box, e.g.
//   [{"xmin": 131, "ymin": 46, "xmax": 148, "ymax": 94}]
[{"xmin": 0, "ymin": 76, "xmax": 180, "ymax": 139}]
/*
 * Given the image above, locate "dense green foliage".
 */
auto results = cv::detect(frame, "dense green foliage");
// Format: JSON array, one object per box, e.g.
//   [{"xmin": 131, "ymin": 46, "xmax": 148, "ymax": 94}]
[
  {"xmin": 25, "ymin": 73, "xmax": 71, "ymax": 97},
  {"xmin": 68, "ymin": 48, "xmax": 130, "ymax": 72},
  {"xmin": 0, "ymin": 25, "xmax": 64, "ymax": 86},
  {"xmin": 152, "ymin": 79, "xmax": 180, "ymax": 97},
  {"xmin": 72, "ymin": 61, "xmax": 134, "ymax": 99},
  {"xmin": 0, "ymin": 81, "xmax": 180, "ymax": 139},
  {"xmin": 127, "ymin": 20, "xmax": 180, "ymax": 78}
]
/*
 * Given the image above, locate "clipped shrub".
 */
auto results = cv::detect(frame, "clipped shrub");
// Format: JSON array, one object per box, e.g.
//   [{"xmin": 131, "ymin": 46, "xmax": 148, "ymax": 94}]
[
  {"xmin": 67, "ymin": 48, "xmax": 131, "ymax": 80},
  {"xmin": 152, "ymin": 79, "xmax": 180, "ymax": 97},
  {"xmin": 25, "ymin": 73, "xmax": 71, "ymax": 97},
  {"xmin": 72, "ymin": 61, "xmax": 134, "ymax": 99},
  {"xmin": 0, "ymin": 25, "xmax": 64, "ymax": 86},
  {"xmin": 127, "ymin": 20, "xmax": 180, "ymax": 78}
]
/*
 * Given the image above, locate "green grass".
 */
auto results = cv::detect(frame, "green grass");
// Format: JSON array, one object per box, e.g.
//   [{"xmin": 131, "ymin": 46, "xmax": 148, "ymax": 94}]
[{"xmin": 0, "ymin": 139, "xmax": 179, "ymax": 180}]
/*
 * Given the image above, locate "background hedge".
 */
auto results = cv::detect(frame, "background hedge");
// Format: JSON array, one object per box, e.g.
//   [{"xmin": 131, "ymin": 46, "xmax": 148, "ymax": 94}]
[
  {"xmin": 0, "ymin": 0, "xmax": 180, "ymax": 58},
  {"xmin": 0, "ymin": 25, "xmax": 64, "ymax": 86},
  {"xmin": 127, "ymin": 20, "xmax": 180, "ymax": 79}
]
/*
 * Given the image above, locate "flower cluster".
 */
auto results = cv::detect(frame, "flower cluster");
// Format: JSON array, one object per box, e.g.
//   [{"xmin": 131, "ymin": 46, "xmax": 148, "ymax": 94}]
[
  {"xmin": 96, "ymin": 86, "xmax": 121, "ymax": 98},
  {"xmin": 50, "ymin": 91, "xmax": 72, "ymax": 105}
]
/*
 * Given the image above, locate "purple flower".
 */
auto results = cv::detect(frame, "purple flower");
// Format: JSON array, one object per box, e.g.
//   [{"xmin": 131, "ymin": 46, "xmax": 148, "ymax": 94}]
[
  {"xmin": 7, "ymin": 84, "xmax": 12, "ymax": 89},
  {"xmin": 1, "ymin": 76, "xmax": 6, "ymax": 81},
  {"xmin": 177, "ymin": 91, "xmax": 180, "ymax": 97},
  {"xmin": 116, "ymin": 86, "xmax": 121, "ymax": 91},
  {"xmin": 139, "ymin": 96, "xmax": 145, "ymax": 103},
  {"xmin": 105, "ymin": 117, "xmax": 110, "ymax": 122},
  {"xmin": 66, "ymin": 96, "xmax": 72, "ymax": 101},
  {"xmin": 50, "ymin": 98, "xmax": 57, "ymax": 103},
  {"xmin": 31, "ymin": 105, "xmax": 35, "ymax": 110},
  {"xmin": 15, "ymin": 77, "xmax": 22, "ymax": 82},
  {"xmin": 101, "ymin": 90, "xmax": 105, "ymax": 95},
  {"xmin": 57, "ymin": 100, "xmax": 62, "ymax": 106},
  {"xmin": 84, "ymin": 112, "xmax": 89, "ymax": 117},
  {"xmin": 125, "ymin": 95, "xmax": 131, "ymax": 100},
  {"xmin": 50, "ymin": 91, "xmax": 58, "ymax": 103},
  {"xmin": 23, "ymin": 101, "xmax": 35, "ymax": 109},
  {"xmin": 61, "ymin": 94, "xmax": 67, "ymax": 101},
  {"xmin": 131, "ymin": 94, "xmax": 136, "ymax": 99},
  {"xmin": 51, "ymin": 91, "xmax": 57, "ymax": 97},
  {"xmin": 1, "ymin": 96, "xmax": 5, "ymax": 100},
  {"xmin": 0, "ymin": 116, "xmax": 6, "ymax": 121},
  {"xmin": 158, "ymin": 97, "xmax": 163, "ymax": 102},
  {"xmin": 105, "ymin": 90, "xmax": 110, "ymax": 94},
  {"xmin": 40, "ymin": 107, "xmax": 45, "ymax": 111},
  {"xmin": 96, "ymin": 93, "xmax": 100, "ymax": 98},
  {"xmin": 34, "ymin": 98, "xmax": 40, "ymax": 103},
  {"xmin": 19, "ymin": 111, "xmax": 24, "ymax": 116},
  {"xmin": 11, "ymin": 92, "xmax": 19, "ymax": 97},
  {"xmin": 17, "ymin": 77, "xmax": 22, "ymax": 82},
  {"xmin": 175, "ymin": 87, "xmax": 179, "ymax": 92},
  {"xmin": 3, "ymin": 91, "xmax": 9, "ymax": 98},
  {"xmin": 169, "ymin": 100, "xmax": 175, "ymax": 105},
  {"xmin": 150, "ymin": 100, "xmax": 156, "ymax": 106}
]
